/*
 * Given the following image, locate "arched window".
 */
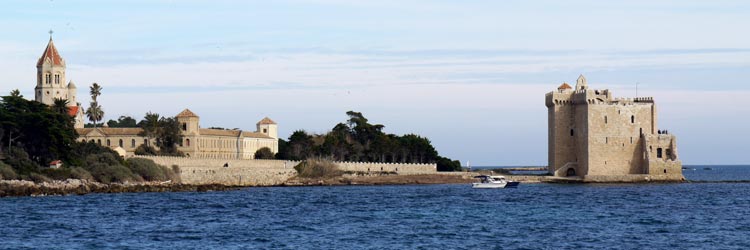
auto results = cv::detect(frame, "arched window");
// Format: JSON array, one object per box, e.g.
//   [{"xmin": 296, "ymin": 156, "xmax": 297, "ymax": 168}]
[
  {"xmin": 107, "ymin": 139, "xmax": 111, "ymax": 146},
  {"xmin": 604, "ymin": 116, "xmax": 607, "ymax": 124},
  {"xmin": 97, "ymin": 139, "xmax": 102, "ymax": 145},
  {"xmin": 631, "ymin": 115, "xmax": 635, "ymax": 123},
  {"xmin": 131, "ymin": 139, "xmax": 136, "ymax": 148},
  {"xmin": 119, "ymin": 139, "xmax": 123, "ymax": 147},
  {"xmin": 144, "ymin": 139, "xmax": 149, "ymax": 146},
  {"xmin": 570, "ymin": 129, "xmax": 574, "ymax": 136},
  {"xmin": 182, "ymin": 123, "xmax": 187, "ymax": 131},
  {"xmin": 657, "ymin": 148, "xmax": 663, "ymax": 158},
  {"xmin": 186, "ymin": 138, "xmax": 191, "ymax": 146}
]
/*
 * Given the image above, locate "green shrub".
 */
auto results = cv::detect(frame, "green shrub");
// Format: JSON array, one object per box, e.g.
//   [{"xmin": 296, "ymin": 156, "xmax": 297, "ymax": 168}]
[
  {"xmin": 0, "ymin": 161, "xmax": 18, "ymax": 180},
  {"xmin": 294, "ymin": 158, "xmax": 342, "ymax": 178},
  {"xmin": 134, "ymin": 144, "xmax": 157, "ymax": 156},
  {"xmin": 41, "ymin": 168, "xmax": 74, "ymax": 180},
  {"xmin": 85, "ymin": 153, "xmax": 122, "ymax": 167},
  {"xmin": 70, "ymin": 167, "xmax": 95, "ymax": 182},
  {"xmin": 67, "ymin": 141, "xmax": 123, "ymax": 167},
  {"xmin": 436, "ymin": 156, "xmax": 462, "ymax": 172},
  {"xmin": 254, "ymin": 147, "xmax": 275, "ymax": 159},
  {"xmin": 4, "ymin": 148, "xmax": 40, "ymax": 175},
  {"xmin": 88, "ymin": 163, "xmax": 141, "ymax": 184},
  {"xmin": 125, "ymin": 158, "xmax": 175, "ymax": 182}
]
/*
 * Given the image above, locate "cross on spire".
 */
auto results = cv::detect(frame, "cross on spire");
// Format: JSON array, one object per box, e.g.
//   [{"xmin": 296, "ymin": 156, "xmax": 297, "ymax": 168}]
[{"xmin": 49, "ymin": 29, "xmax": 54, "ymax": 39}]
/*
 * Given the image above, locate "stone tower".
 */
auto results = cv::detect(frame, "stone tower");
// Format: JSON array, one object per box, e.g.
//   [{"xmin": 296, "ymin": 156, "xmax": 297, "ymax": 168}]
[
  {"xmin": 256, "ymin": 117, "xmax": 278, "ymax": 139},
  {"xmin": 35, "ymin": 36, "xmax": 69, "ymax": 105},
  {"xmin": 545, "ymin": 75, "xmax": 683, "ymax": 181},
  {"xmin": 35, "ymin": 36, "xmax": 84, "ymax": 128},
  {"xmin": 176, "ymin": 109, "xmax": 200, "ymax": 157}
]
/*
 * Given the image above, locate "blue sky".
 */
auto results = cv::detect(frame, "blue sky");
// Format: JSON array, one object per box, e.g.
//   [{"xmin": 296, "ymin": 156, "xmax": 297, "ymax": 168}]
[{"xmin": 1, "ymin": 0, "xmax": 749, "ymax": 165}]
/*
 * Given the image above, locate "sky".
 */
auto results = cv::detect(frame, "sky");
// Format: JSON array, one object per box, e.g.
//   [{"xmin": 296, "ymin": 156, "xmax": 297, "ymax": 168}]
[{"xmin": 1, "ymin": 0, "xmax": 749, "ymax": 166}]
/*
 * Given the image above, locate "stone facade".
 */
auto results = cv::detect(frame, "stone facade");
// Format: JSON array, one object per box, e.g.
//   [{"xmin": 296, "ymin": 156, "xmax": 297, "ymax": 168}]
[
  {"xmin": 545, "ymin": 75, "xmax": 683, "ymax": 181},
  {"xmin": 34, "ymin": 37, "xmax": 84, "ymax": 128},
  {"xmin": 77, "ymin": 109, "xmax": 279, "ymax": 159}
]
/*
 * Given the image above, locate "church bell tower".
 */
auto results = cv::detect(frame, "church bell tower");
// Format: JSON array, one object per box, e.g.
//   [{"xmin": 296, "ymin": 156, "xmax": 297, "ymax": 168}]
[{"xmin": 35, "ymin": 33, "xmax": 70, "ymax": 105}]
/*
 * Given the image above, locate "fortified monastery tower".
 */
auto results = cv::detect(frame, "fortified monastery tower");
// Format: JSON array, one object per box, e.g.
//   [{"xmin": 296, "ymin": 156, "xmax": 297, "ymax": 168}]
[
  {"xmin": 545, "ymin": 75, "xmax": 683, "ymax": 181},
  {"xmin": 34, "ymin": 36, "xmax": 84, "ymax": 128}
]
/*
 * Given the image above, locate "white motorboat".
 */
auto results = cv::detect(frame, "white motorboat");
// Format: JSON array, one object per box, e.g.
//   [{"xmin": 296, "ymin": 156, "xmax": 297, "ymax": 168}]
[{"xmin": 472, "ymin": 175, "xmax": 520, "ymax": 189}]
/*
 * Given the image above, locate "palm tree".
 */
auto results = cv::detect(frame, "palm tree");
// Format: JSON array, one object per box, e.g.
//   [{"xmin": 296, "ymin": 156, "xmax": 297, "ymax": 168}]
[
  {"xmin": 89, "ymin": 83, "xmax": 102, "ymax": 102},
  {"xmin": 86, "ymin": 102, "xmax": 104, "ymax": 127},
  {"xmin": 138, "ymin": 112, "xmax": 161, "ymax": 146},
  {"xmin": 87, "ymin": 83, "xmax": 104, "ymax": 127},
  {"xmin": 52, "ymin": 98, "xmax": 69, "ymax": 115}
]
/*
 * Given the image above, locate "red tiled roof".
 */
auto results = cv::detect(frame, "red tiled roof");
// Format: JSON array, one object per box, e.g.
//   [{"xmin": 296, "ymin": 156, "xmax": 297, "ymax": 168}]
[
  {"xmin": 76, "ymin": 128, "xmax": 144, "ymax": 136},
  {"xmin": 558, "ymin": 83, "xmax": 572, "ymax": 90},
  {"xmin": 257, "ymin": 117, "xmax": 276, "ymax": 125},
  {"xmin": 199, "ymin": 128, "xmax": 273, "ymax": 139},
  {"xmin": 50, "ymin": 160, "xmax": 62, "ymax": 165},
  {"xmin": 176, "ymin": 109, "xmax": 199, "ymax": 118},
  {"xmin": 67, "ymin": 106, "xmax": 79, "ymax": 117},
  {"xmin": 37, "ymin": 38, "xmax": 65, "ymax": 67}
]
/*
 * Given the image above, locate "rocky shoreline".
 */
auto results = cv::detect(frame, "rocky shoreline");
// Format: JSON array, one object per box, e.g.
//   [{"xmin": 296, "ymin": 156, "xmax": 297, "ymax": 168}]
[
  {"xmin": 283, "ymin": 174, "xmax": 477, "ymax": 186},
  {"xmin": 0, "ymin": 179, "xmax": 235, "ymax": 197}
]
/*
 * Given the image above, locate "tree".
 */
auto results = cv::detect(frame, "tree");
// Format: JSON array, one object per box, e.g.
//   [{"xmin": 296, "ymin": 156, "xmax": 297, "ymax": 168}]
[
  {"xmin": 9, "ymin": 89, "xmax": 21, "ymax": 97},
  {"xmin": 436, "ymin": 156, "xmax": 462, "ymax": 172},
  {"xmin": 278, "ymin": 111, "xmax": 463, "ymax": 171},
  {"xmin": 0, "ymin": 94, "xmax": 76, "ymax": 165},
  {"xmin": 137, "ymin": 113, "xmax": 183, "ymax": 156},
  {"xmin": 254, "ymin": 147, "xmax": 275, "ymax": 159},
  {"xmin": 52, "ymin": 98, "xmax": 70, "ymax": 115},
  {"xmin": 138, "ymin": 112, "xmax": 161, "ymax": 146},
  {"xmin": 86, "ymin": 83, "xmax": 104, "ymax": 127},
  {"xmin": 286, "ymin": 130, "xmax": 314, "ymax": 160},
  {"xmin": 107, "ymin": 116, "xmax": 137, "ymax": 128},
  {"xmin": 89, "ymin": 83, "xmax": 102, "ymax": 100},
  {"xmin": 85, "ymin": 103, "xmax": 103, "ymax": 127},
  {"xmin": 156, "ymin": 116, "xmax": 183, "ymax": 156}
]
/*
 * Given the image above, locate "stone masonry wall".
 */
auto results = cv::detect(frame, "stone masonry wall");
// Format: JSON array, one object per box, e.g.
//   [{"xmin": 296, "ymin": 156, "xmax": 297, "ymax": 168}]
[{"xmin": 133, "ymin": 156, "xmax": 437, "ymax": 186}]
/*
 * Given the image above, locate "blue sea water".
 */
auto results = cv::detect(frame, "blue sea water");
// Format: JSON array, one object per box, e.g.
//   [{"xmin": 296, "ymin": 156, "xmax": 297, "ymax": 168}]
[{"xmin": 1, "ymin": 165, "xmax": 749, "ymax": 249}]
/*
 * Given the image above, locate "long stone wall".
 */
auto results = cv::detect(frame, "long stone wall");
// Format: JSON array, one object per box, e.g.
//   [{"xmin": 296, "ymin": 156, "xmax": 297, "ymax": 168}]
[
  {"xmin": 334, "ymin": 161, "xmax": 436, "ymax": 173},
  {"xmin": 133, "ymin": 156, "xmax": 437, "ymax": 186}
]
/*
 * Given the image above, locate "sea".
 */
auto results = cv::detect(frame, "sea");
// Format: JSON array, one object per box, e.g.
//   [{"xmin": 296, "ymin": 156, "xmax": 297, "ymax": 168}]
[{"xmin": 1, "ymin": 165, "xmax": 749, "ymax": 249}]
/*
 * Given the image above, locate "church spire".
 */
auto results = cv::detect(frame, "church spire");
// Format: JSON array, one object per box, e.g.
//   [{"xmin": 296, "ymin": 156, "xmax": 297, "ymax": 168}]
[{"xmin": 37, "ymin": 31, "xmax": 65, "ymax": 67}]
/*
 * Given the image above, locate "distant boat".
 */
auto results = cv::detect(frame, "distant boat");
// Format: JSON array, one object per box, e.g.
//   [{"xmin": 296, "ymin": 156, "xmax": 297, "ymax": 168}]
[
  {"xmin": 703, "ymin": 167, "xmax": 713, "ymax": 170},
  {"xmin": 472, "ymin": 175, "xmax": 519, "ymax": 189}
]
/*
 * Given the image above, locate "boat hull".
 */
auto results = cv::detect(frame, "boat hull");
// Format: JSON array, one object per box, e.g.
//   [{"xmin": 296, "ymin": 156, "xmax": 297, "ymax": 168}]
[{"xmin": 472, "ymin": 181, "xmax": 520, "ymax": 189}]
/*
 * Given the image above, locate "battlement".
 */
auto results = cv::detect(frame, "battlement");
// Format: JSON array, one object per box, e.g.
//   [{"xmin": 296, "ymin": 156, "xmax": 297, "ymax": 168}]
[{"xmin": 612, "ymin": 97, "xmax": 654, "ymax": 104}]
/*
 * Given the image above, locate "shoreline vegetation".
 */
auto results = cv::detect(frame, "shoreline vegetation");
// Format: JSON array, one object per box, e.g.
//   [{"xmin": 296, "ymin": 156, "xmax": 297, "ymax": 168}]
[{"xmin": 1, "ymin": 90, "xmax": 471, "ymax": 197}]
